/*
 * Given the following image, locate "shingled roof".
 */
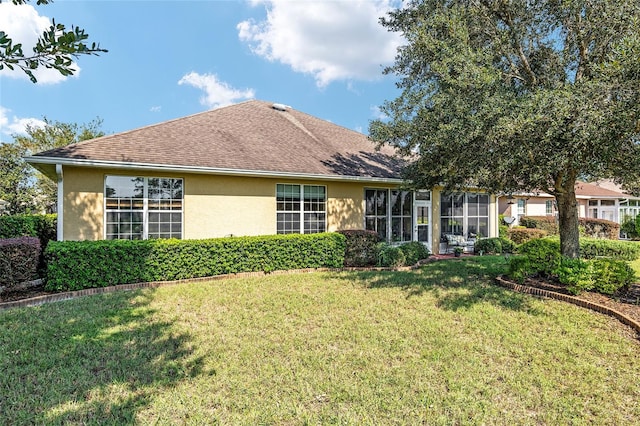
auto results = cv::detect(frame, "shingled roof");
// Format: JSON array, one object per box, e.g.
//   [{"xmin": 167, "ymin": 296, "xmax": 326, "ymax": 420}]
[{"xmin": 28, "ymin": 100, "xmax": 404, "ymax": 182}]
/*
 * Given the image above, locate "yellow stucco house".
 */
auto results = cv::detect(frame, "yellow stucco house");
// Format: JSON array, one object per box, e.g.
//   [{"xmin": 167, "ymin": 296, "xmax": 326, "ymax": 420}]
[{"xmin": 26, "ymin": 100, "xmax": 499, "ymax": 254}]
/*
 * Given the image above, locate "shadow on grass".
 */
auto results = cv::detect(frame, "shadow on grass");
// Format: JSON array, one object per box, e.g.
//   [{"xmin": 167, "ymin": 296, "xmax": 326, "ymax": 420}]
[
  {"xmin": 333, "ymin": 256, "xmax": 542, "ymax": 315},
  {"xmin": 0, "ymin": 289, "xmax": 206, "ymax": 424}
]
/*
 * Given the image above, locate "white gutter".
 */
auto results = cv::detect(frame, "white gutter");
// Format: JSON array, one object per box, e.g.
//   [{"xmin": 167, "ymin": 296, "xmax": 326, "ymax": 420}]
[
  {"xmin": 25, "ymin": 156, "xmax": 404, "ymax": 184},
  {"xmin": 56, "ymin": 164, "xmax": 63, "ymax": 241}
]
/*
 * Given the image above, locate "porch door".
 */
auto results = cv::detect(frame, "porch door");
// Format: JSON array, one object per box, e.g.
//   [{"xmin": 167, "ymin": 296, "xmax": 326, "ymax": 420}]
[{"xmin": 414, "ymin": 200, "xmax": 431, "ymax": 247}]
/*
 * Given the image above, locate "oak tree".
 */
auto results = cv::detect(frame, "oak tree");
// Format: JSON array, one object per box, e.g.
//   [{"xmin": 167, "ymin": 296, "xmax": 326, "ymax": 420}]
[{"xmin": 370, "ymin": 0, "xmax": 640, "ymax": 257}]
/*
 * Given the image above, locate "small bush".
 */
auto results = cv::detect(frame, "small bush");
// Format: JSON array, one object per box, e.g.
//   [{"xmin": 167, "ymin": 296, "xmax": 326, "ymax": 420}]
[
  {"xmin": 578, "ymin": 218, "xmax": 619, "ymax": 240},
  {"xmin": 398, "ymin": 241, "xmax": 430, "ymax": 265},
  {"xmin": 0, "ymin": 237, "xmax": 41, "ymax": 288},
  {"xmin": 517, "ymin": 238, "xmax": 561, "ymax": 277},
  {"xmin": 507, "ymin": 256, "xmax": 535, "ymax": 284},
  {"xmin": 590, "ymin": 259, "xmax": 635, "ymax": 295},
  {"xmin": 520, "ymin": 216, "xmax": 559, "ymax": 235},
  {"xmin": 508, "ymin": 228, "xmax": 547, "ymax": 245},
  {"xmin": 0, "ymin": 214, "xmax": 57, "ymax": 277},
  {"xmin": 45, "ymin": 233, "xmax": 346, "ymax": 292},
  {"xmin": 556, "ymin": 258, "xmax": 594, "ymax": 295},
  {"xmin": 474, "ymin": 237, "xmax": 515, "ymax": 255},
  {"xmin": 337, "ymin": 229, "xmax": 381, "ymax": 267},
  {"xmin": 580, "ymin": 238, "xmax": 640, "ymax": 261},
  {"xmin": 377, "ymin": 245, "xmax": 406, "ymax": 268}
]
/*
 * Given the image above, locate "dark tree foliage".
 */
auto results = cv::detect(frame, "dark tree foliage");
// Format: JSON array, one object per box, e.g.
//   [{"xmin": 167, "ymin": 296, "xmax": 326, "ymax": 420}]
[{"xmin": 370, "ymin": 0, "xmax": 640, "ymax": 258}]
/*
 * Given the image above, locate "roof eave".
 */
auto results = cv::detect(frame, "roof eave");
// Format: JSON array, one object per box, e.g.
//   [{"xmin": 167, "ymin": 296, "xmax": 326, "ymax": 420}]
[{"xmin": 25, "ymin": 156, "xmax": 404, "ymax": 184}]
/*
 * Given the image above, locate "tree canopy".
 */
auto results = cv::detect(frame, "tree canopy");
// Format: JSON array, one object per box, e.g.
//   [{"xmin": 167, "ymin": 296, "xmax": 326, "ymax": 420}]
[
  {"xmin": 370, "ymin": 0, "xmax": 640, "ymax": 257},
  {"xmin": 1, "ymin": 118, "xmax": 104, "ymax": 214},
  {"xmin": 0, "ymin": 0, "xmax": 107, "ymax": 83}
]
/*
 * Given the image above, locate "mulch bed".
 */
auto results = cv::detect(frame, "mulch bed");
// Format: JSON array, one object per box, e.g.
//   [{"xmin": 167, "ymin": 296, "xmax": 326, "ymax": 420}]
[{"xmin": 521, "ymin": 278, "xmax": 640, "ymax": 325}]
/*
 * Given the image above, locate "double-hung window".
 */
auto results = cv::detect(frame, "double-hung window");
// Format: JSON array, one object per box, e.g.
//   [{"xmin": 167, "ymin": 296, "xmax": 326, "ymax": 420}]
[
  {"xmin": 276, "ymin": 184, "xmax": 326, "ymax": 234},
  {"xmin": 105, "ymin": 176, "xmax": 183, "ymax": 240}
]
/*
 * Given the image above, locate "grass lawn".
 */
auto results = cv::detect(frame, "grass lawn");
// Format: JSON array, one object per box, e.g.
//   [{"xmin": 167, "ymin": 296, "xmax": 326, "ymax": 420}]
[{"xmin": 1, "ymin": 256, "xmax": 638, "ymax": 425}]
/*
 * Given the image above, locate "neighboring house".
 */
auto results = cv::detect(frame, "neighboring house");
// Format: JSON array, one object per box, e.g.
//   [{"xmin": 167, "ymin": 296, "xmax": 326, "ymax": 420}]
[
  {"xmin": 498, "ymin": 181, "xmax": 640, "ymax": 232},
  {"xmin": 25, "ymin": 100, "xmax": 500, "ymax": 254}
]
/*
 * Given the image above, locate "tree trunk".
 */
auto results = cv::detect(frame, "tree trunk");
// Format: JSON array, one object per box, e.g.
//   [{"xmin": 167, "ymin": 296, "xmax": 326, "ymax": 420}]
[{"xmin": 555, "ymin": 182, "xmax": 580, "ymax": 259}]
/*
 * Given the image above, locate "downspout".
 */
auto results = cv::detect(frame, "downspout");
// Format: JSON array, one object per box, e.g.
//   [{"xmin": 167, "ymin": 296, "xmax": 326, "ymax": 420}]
[{"xmin": 56, "ymin": 164, "xmax": 63, "ymax": 241}]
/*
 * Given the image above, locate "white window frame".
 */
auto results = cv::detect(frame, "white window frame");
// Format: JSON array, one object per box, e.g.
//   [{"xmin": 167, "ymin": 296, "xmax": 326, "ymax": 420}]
[
  {"xmin": 276, "ymin": 184, "xmax": 327, "ymax": 234},
  {"xmin": 104, "ymin": 176, "xmax": 184, "ymax": 240}
]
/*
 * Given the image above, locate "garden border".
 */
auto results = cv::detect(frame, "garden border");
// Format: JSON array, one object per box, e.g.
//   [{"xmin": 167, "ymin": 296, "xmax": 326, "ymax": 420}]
[
  {"xmin": 495, "ymin": 275, "xmax": 640, "ymax": 336},
  {"xmin": 0, "ymin": 263, "xmax": 429, "ymax": 311}
]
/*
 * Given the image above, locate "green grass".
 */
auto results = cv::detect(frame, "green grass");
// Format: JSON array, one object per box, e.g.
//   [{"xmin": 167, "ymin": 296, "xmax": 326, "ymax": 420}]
[
  {"xmin": 630, "ymin": 257, "xmax": 640, "ymax": 279},
  {"xmin": 1, "ymin": 256, "xmax": 638, "ymax": 424}
]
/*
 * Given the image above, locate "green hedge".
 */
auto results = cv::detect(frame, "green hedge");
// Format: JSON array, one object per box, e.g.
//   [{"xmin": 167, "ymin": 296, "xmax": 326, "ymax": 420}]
[
  {"xmin": 0, "ymin": 237, "xmax": 41, "ymax": 288},
  {"xmin": 519, "ymin": 216, "xmax": 559, "ymax": 235},
  {"xmin": 579, "ymin": 218, "xmax": 620, "ymax": 240},
  {"xmin": 508, "ymin": 228, "xmax": 547, "ymax": 244},
  {"xmin": 474, "ymin": 237, "xmax": 515, "ymax": 255},
  {"xmin": 337, "ymin": 229, "xmax": 381, "ymax": 266},
  {"xmin": 45, "ymin": 233, "xmax": 346, "ymax": 292},
  {"xmin": 509, "ymin": 237, "xmax": 638, "ymax": 295},
  {"xmin": 0, "ymin": 214, "xmax": 57, "ymax": 277}
]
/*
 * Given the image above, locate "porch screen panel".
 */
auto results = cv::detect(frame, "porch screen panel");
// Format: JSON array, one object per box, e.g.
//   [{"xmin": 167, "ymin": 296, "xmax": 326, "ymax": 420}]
[
  {"xmin": 365, "ymin": 189, "xmax": 388, "ymax": 241},
  {"xmin": 391, "ymin": 190, "xmax": 413, "ymax": 242},
  {"xmin": 440, "ymin": 192, "xmax": 464, "ymax": 236},
  {"xmin": 466, "ymin": 194, "xmax": 489, "ymax": 238}
]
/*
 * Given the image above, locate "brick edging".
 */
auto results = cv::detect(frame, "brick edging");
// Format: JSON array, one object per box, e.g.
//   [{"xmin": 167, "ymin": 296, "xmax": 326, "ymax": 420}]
[
  {"xmin": 0, "ymin": 262, "xmax": 430, "ymax": 311},
  {"xmin": 495, "ymin": 276, "xmax": 640, "ymax": 336}
]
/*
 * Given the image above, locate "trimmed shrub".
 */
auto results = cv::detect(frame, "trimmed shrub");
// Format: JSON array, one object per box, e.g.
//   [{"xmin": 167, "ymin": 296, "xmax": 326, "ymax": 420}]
[
  {"xmin": 580, "ymin": 238, "xmax": 640, "ymax": 261},
  {"xmin": 520, "ymin": 216, "xmax": 559, "ymax": 235},
  {"xmin": 0, "ymin": 214, "xmax": 57, "ymax": 276},
  {"xmin": 0, "ymin": 237, "xmax": 41, "ymax": 288},
  {"xmin": 377, "ymin": 245, "xmax": 406, "ymax": 268},
  {"xmin": 398, "ymin": 241, "xmax": 430, "ymax": 265},
  {"xmin": 337, "ymin": 229, "xmax": 381, "ymax": 267},
  {"xmin": 621, "ymin": 218, "xmax": 639, "ymax": 239},
  {"xmin": 44, "ymin": 233, "xmax": 346, "ymax": 292},
  {"xmin": 578, "ymin": 218, "xmax": 619, "ymax": 240},
  {"xmin": 508, "ymin": 227, "xmax": 547, "ymax": 245},
  {"xmin": 474, "ymin": 237, "xmax": 516, "ymax": 255},
  {"xmin": 556, "ymin": 258, "xmax": 594, "ymax": 295},
  {"xmin": 517, "ymin": 238, "xmax": 561, "ymax": 277},
  {"xmin": 590, "ymin": 259, "xmax": 635, "ymax": 295},
  {"xmin": 507, "ymin": 256, "xmax": 535, "ymax": 284}
]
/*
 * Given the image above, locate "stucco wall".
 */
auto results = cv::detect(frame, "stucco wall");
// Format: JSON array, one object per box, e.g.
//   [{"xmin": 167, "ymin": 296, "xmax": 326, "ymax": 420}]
[{"xmin": 61, "ymin": 166, "xmax": 396, "ymax": 241}]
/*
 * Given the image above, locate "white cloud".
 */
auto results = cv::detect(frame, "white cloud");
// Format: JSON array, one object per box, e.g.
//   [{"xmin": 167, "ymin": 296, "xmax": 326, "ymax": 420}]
[
  {"xmin": 370, "ymin": 105, "xmax": 388, "ymax": 120},
  {"xmin": 0, "ymin": 106, "xmax": 46, "ymax": 138},
  {"xmin": 0, "ymin": 2, "xmax": 81, "ymax": 84},
  {"xmin": 237, "ymin": 0, "xmax": 403, "ymax": 87},
  {"xmin": 178, "ymin": 72, "xmax": 255, "ymax": 109},
  {"xmin": 150, "ymin": 106, "xmax": 162, "ymax": 113}
]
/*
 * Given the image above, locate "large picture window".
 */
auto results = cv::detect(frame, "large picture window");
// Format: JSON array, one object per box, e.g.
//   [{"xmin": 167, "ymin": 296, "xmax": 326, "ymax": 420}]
[
  {"xmin": 105, "ymin": 176, "xmax": 183, "ymax": 240},
  {"xmin": 276, "ymin": 184, "xmax": 326, "ymax": 234},
  {"xmin": 365, "ymin": 189, "xmax": 413, "ymax": 242},
  {"xmin": 440, "ymin": 192, "xmax": 489, "ymax": 239}
]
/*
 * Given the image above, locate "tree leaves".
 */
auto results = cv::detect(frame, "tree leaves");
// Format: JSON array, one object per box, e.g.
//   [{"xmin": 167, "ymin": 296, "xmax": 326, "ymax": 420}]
[{"xmin": 1, "ymin": 1, "xmax": 107, "ymax": 83}]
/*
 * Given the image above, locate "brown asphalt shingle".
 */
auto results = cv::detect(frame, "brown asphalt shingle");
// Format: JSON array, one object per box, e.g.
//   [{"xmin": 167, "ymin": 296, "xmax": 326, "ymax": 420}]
[{"xmin": 33, "ymin": 100, "xmax": 404, "ymax": 179}]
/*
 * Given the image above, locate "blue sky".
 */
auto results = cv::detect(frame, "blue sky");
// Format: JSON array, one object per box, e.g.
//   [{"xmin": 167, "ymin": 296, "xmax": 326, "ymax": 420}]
[{"xmin": 0, "ymin": 0, "xmax": 404, "ymax": 145}]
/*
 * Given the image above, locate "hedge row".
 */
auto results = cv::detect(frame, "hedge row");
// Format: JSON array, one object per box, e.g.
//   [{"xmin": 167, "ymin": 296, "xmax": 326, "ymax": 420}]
[
  {"xmin": 507, "ymin": 228, "xmax": 547, "ymax": 244},
  {"xmin": 45, "ymin": 233, "xmax": 346, "ymax": 292},
  {"xmin": 0, "ymin": 214, "xmax": 57, "ymax": 243},
  {"xmin": 518, "ymin": 215, "xmax": 620, "ymax": 240},
  {"xmin": 337, "ymin": 229, "xmax": 380, "ymax": 267},
  {"xmin": 0, "ymin": 237, "xmax": 41, "ymax": 288},
  {"xmin": 509, "ymin": 237, "xmax": 638, "ymax": 295}
]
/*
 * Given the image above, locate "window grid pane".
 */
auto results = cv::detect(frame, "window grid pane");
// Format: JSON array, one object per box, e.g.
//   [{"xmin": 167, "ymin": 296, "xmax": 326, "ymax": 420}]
[
  {"xmin": 276, "ymin": 184, "xmax": 326, "ymax": 234},
  {"xmin": 105, "ymin": 176, "xmax": 183, "ymax": 240}
]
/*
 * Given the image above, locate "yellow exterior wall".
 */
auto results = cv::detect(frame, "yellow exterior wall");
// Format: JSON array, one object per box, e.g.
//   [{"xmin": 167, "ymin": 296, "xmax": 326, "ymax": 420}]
[{"xmin": 61, "ymin": 166, "xmax": 399, "ymax": 241}]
